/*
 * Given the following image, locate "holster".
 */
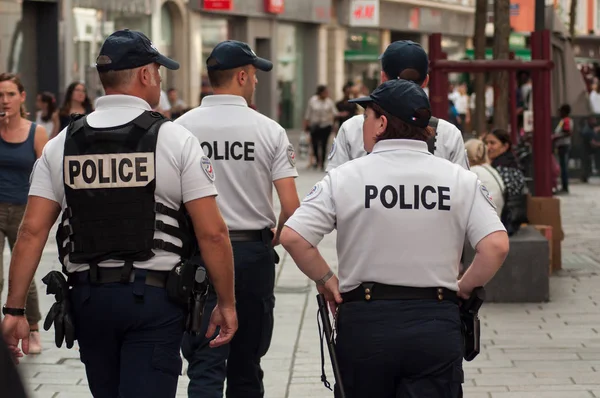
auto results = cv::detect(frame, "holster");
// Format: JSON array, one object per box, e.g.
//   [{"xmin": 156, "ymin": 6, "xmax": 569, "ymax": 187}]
[
  {"xmin": 166, "ymin": 257, "xmax": 201, "ymax": 309},
  {"xmin": 459, "ymin": 287, "xmax": 486, "ymax": 362},
  {"xmin": 186, "ymin": 262, "xmax": 210, "ymax": 335}
]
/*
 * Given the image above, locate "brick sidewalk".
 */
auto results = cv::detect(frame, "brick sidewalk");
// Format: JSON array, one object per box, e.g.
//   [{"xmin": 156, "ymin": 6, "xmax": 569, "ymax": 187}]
[{"xmin": 3, "ymin": 167, "xmax": 600, "ymax": 398}]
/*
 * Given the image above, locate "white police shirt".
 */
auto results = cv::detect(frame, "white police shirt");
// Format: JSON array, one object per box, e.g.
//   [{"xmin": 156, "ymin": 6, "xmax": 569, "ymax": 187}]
[
  {"xmin": 29, "ymin": 95, "xmax": 217, "ymax": 273},
  {"xmin": 286, "ymin": 139, "xmax": 505, "ymax": 293},
  {"xmin": 175, "ymin": 95, "xmax": 298, "ymax": 230},
  {"xmin": 326, "ymin": 114, "xmax": 470, "ymax": 171}
]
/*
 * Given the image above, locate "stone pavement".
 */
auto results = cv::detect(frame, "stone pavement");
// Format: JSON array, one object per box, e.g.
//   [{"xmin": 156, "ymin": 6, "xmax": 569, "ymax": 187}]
[{"xmin": 3, "ymin": 157, "xmax": 600, "ymax": 397}]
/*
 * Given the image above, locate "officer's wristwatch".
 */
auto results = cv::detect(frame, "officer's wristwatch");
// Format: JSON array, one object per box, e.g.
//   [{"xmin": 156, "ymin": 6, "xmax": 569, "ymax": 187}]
[
  {"xmin": 315, "ymin": 270, "xmax": 334, "ymax": 286},
  {"xmin": 2, "ymin": 306, "xmax": 26, "ymax": 316}
]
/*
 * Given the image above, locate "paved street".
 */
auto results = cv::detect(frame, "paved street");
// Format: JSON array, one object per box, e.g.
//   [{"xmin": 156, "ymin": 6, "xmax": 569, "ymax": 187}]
[{"xmin": 3, "ymin": 155, "xmax": 600, "ymax": 398}]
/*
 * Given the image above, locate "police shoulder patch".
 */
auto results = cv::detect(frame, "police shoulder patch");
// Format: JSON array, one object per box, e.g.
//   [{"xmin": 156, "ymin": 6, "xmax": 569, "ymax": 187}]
[
  {"xmin": 328, "ymin": 139, "xmax": 337, "ymax": 160},
  {"xmin": 287, "ymin": 144, "xmax": 296, "ymax": 167},
  {"xmin": 304, "ymin": 182, "xmax": 323, "ymax": 202},
  {"xmin": 201, "ymin": 156, "xmax": 215, "ymax": 181},
  {"xmin": 480, "ymin": 184, "xmax": 496, "ymax": 209}
]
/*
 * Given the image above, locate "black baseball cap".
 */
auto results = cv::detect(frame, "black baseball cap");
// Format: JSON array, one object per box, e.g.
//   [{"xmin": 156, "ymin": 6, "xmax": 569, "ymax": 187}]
[
  {"xmin": 380, "ymin": 40, "xmax": 428, "ymax": 84},
  {"xmin": 96, "ymin": 29, "xmax": 179, "ymax": 72},
  {"xmin": 207, "ymin": 40, "xmax": 273, "ymax": 72},
  {"xmin": 349, "ymin": 79, "xmax": 431, "ymax": 128}
]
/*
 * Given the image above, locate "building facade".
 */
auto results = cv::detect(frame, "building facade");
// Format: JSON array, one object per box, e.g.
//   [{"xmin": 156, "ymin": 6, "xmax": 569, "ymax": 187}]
[
  {"xmin": 188, "ymin": 0, "xmax": 333, "ymax": 128},
  {"xmin": 0, "ymin": 0, "xmax": 60, "ymax": 115},
  {"xmin": 2, "ymin": 0, "xmax": 483, "ymax": 129}
]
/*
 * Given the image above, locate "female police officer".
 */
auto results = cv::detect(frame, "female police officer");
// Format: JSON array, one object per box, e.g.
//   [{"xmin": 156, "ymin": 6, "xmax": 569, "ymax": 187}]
[{"xmin": 280, "ymin": 79, "xmax": 509, "ymax": 398}]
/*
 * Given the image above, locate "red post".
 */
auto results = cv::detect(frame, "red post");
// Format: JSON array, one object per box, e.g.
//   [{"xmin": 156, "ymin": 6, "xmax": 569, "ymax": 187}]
[
  {"xmin": 530, "ymin": 30, "xmax": 553, "ymax": 197},
  {"xmin": 428, "ymin": 34, "xmax": 446, "ymax": 119},
  {"xmin": 509, "ymin": 52, "xmax": 518, "ymax": 144},
  {"xmin": 541, "ymin": 30, "xmax": 554, "ymax": 196}
]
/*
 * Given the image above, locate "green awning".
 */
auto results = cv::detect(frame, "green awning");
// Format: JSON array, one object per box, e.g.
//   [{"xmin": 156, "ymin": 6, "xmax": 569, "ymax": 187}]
[{"xmin": 465, "ymin": 48, "xmax": 531, "ymax": 61}]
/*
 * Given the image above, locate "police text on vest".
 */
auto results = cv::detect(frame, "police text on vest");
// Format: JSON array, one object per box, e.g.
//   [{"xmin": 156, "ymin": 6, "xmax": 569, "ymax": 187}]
[
  {"xmin": 365, "ymin": 185, "xmax": 451, "ymax": 210},
  {"xmin": 64, "ymin": 153, "xmax": 155, "ymax": 189}
]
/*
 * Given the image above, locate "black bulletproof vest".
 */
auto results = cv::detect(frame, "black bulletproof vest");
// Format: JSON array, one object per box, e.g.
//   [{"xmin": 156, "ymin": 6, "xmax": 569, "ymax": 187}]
[
  {"xmin": 56, "ymin": 111, "xmax": 195, "ymax": 273},
  {"xmin": 427, "ymin": 117, "xmax": 439, "ymax": 155}
]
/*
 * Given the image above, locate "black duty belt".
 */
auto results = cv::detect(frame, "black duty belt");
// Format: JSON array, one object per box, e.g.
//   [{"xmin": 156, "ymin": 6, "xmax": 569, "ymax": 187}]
[
  {"xmin": 341, "ymin": 283, "xmax": 459, "ymax": 304},
  {"xmin": 229, "ymin": 230, "xmax": 265, "ymax": 242},
  {"xmin": 69, "ymin": 267, "xmax": 169, "ymax": 288}
]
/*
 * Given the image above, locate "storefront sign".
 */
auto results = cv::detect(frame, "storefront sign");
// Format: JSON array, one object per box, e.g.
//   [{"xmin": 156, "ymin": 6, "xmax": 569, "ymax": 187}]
[
  {"xmin": 203, "ymin": 0, "xmax": 233, "ymax": 11},
  {"xmin": 265, "ymin": 0, "xmax": 284, "ymax": 14},
  {"xmin": 349, "ymin": 0, "xmax": 380, "ymax": 27}
]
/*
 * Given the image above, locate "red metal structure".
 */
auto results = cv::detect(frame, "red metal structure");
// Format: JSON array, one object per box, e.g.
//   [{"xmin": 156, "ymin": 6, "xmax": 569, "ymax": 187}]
[{"xmin": 428, "ymin": 31, "xmax": 555, "ymax": 197}]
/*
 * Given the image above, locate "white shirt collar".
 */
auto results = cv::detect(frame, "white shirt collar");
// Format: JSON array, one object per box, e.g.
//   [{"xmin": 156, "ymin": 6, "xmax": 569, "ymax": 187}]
[
  {"xmin": 94, "ymin": 95, "xmax": 152, "ymax": 111},
  {"xmin": 200, "ymin": 94, "xmax": 248, "ymax": 108},
  {"xmin": 371, "ymin": 139, "xmax": 431, "ymax": 155}
]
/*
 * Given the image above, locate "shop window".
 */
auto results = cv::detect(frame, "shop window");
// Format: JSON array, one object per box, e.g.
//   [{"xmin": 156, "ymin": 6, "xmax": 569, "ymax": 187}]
[{"xmin": 276, "ymin": 23, "xmax": 304, "ymax": 129}]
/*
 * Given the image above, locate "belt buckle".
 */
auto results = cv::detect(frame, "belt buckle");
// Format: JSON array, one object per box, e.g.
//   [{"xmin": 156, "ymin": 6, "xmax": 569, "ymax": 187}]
[{"xmin": 437, "ymin": 287, "xmax": 444, "ymax": 301}]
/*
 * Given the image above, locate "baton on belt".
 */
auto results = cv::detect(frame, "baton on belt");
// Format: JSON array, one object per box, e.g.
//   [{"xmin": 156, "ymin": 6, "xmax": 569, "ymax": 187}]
[{"xmin": 316, "ymin": 293, "xmax": 346, "ymax": 398}]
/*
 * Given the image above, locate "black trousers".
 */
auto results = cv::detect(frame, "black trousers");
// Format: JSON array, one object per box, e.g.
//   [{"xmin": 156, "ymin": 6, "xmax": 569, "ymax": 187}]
[
  {"xmin": 182, "ymin": 241, "xmax": 276, "ymax": 398},
  {"xmin": 311, "ymin": 125, "xmax": 332, "ymax": 167},
  {"xmin": 335, "ymin": 299, "xmax": 463, "ymax": 398},
  {"xmin": 71, "ymin": 272, "xmax": 185, "ymax": 398}
]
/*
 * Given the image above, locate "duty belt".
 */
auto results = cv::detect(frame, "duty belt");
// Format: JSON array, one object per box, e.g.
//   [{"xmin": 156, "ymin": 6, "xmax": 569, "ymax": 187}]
[
  {"xmin": 341, "ymin": 283, "xmax": 459, "ymax": 304},
  {"xmin": 68, "ymin": 267, "xmax": 169, "ymax": 288},
  {"xmin": 229, "ymin": 229, "xmax": 270, "ymax": 242}
]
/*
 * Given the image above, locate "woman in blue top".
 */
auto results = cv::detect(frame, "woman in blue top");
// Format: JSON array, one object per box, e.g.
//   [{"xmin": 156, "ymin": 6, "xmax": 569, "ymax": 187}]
[{"xmin": 0, "ymin": 73, "xmax": 49, "ymax": 354}]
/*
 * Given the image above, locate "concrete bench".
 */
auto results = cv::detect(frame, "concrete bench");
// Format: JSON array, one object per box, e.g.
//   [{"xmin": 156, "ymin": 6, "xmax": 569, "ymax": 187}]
[{"xmin": 462, "ymin": 225, "xmax": 550, "ymax": 303}]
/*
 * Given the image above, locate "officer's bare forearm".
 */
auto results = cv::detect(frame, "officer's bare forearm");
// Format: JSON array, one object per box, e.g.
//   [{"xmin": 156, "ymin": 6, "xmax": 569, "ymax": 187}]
[
  {"xmin": 6, "ymin": 228, "xmax": 47, "ymax": 308},
  {"xmin": 460, "ymin": 231, "xmax": 509, "ymax": 292},
  {"xmin": 280, "ymin": 227, "xmax": 331, "ymax": 281},
  {"xmin": 273, "ymin": 178, "xmax": 300, "ymax": 240},
  {"xmin": 199, "ymin": 235, "xmax": 235, "ymax": 307},
  {"xmin": 186, "ymin": 197, "xmax": 235, "ymax": 307}
]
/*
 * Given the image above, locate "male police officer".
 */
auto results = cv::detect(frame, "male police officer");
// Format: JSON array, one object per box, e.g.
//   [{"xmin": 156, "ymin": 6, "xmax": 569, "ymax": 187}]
[
  {"xmin": 327, "ymin": 40, "xmax": 469, "ymax": 171},
  {"xmin": 175, "ymin": 40, "xmax": 300, "ymax": 398},
  {"xmin": 281, "ymin": 79, "xmax": 509, "ymax": 398},
  {"xmin": 1, "ymin": 29, "xmax": 237, "ymax": 398}
]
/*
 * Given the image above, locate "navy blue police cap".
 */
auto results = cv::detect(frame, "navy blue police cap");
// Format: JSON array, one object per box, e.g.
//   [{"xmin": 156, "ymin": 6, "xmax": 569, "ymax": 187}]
[
  {"xmin": 96, "ymin": 29, "xmax": 179, "ymax": 72},
  {"xmin": 349, "ymin": 79, "xmax": 431, "ymax": 128},
  {"xmin": 206, "ymin": 40, "xmax": 273, "ymax": 72},
  {"xmin": 380, "ymin": 40, "xmax": 428, "ymax": 84}
]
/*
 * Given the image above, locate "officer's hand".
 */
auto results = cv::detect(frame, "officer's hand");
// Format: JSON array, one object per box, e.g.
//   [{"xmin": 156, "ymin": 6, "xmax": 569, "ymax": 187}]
[
  {"xmin": 457, "ymin": 280, "xmax": 471, "ymax": 300},
  {"xmin": 2, "ymin": 315, "xmax": 30, "ymax": 363},
  {"xmin": 317, "ymin": 275, "xmax": 342, "ymax": 313},
  {"xmin": 206, "ymin": 304, "xmax": 238, "ymax": 348},
  {"xmin": 271, "ymin": 228, "xmax": 280, "ymax": 247}
]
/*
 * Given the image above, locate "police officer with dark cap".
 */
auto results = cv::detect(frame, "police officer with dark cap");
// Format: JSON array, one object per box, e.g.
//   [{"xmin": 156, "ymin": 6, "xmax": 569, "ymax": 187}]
[
  {"xmin": 281, "ymin": 79, "xmax": 509, "ymax": 398},
  {"xmin": 327, "ymin": 40, "xmax": 470, "ymax": 171},
  {"xmin": 2, "ymin": 29, "xmax": 237, "ymax": 398},
  {"xmin": 176, "ymin": 40, "xmax": 300, "ymax": 398}
]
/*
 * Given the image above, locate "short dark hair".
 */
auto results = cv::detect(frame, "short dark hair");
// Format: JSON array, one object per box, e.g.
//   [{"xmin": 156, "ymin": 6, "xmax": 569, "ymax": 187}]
[
  {"xmin": 489, "ymin": 128, "xmax": 512, "ymax": 150},
  {"xmin": 207, "ymin": 66, "xmax": 247, "ymax": 88},
  {"xmin": 316, "ymin": 85, "xmax": 327, "ymax": 96},
  {"xmin": 369, "ymin": 103, "xmax": 432, "ymax": 142},
  {"xmin": 559, "ymin": 104, "xmax": 571, "ymax": 117}
]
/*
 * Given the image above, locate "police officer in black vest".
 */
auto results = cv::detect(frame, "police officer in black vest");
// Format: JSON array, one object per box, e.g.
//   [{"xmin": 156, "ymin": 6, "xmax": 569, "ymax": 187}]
[{"xmin": 1, "ymin": 29, "xmax": 237, "ymax": 398}]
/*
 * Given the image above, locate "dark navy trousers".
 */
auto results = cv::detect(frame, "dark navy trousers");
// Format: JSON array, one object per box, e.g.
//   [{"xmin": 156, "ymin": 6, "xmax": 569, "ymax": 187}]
[
  {"xmin": 70, "ymin": 274, "xmax": 185, "ymax": 398},
  {"xmin": 334, "ymin": 300, "xmax": 464, "ymax": 398},
  {"xmin": 182, "ymin": 241, "xmax": 276, "ymax": 398}
]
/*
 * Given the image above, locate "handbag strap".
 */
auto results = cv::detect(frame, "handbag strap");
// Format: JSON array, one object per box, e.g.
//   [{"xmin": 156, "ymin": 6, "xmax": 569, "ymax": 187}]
[{"xmin": 481, "ymin": 165, "xmax": 506, "ymax": 199}]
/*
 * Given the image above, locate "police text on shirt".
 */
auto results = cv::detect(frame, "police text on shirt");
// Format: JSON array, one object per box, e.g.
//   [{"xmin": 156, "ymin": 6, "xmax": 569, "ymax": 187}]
[
  {"xmin": 64, "ymin": 152, "xmax": 154, "ymax": 189},
  {"xmin": 200, "ymin": 141, "xmax": 255, "ymax": 161},
  {"xmin": 365, "ymin": 184, "xmax": 451, "ymax": 210}
]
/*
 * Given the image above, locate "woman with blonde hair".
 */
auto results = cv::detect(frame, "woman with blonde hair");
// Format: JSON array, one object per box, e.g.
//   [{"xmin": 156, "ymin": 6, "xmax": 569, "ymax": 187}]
[{"xmin": 465, "ymin": 138, "xmax": 505, "ymax": 216}]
